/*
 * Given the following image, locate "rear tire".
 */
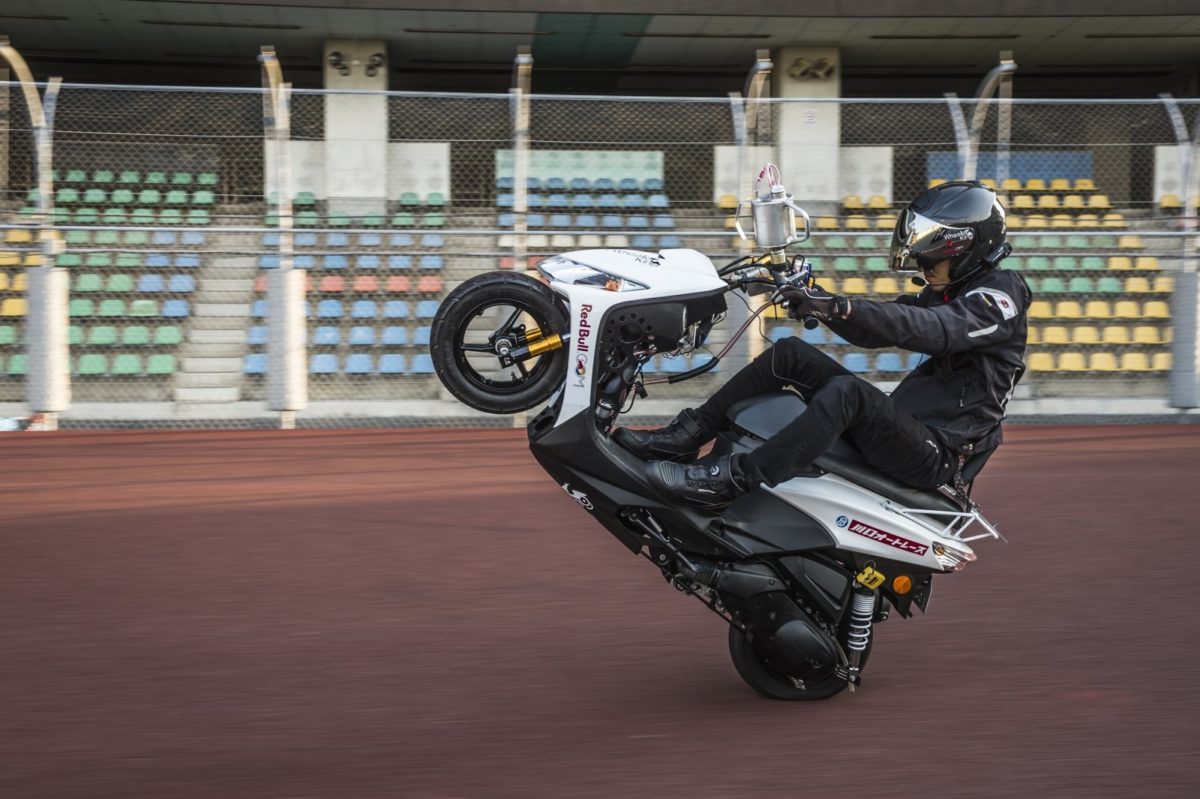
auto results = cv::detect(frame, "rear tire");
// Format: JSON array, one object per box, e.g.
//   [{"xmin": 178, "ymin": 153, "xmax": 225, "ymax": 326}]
[
  {"xmin": 430, "ymin": 271, "xmax": 568, "ymax": 414},
  {"xmin": 727, "ymin": 625, "xmax": 849, "ymax": 701}
]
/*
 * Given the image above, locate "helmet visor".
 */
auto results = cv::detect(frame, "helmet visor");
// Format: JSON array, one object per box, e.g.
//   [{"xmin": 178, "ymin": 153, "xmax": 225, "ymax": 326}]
[{"xmin": 890, "ymin": 209, "xmax": 975, "ymax": 272}]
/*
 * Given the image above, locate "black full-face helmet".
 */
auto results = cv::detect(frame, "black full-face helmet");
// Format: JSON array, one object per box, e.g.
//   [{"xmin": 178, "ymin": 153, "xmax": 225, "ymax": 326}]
[{"xmin": 890, "ymin": 181, "xmax": 1007, "ymax": 287}]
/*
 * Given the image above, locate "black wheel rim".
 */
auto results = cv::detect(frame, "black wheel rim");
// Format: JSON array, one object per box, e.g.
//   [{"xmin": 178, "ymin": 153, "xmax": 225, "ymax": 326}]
[{"xmin": 452, "ymin": 298, "xmax": 556, "ymax": 395}]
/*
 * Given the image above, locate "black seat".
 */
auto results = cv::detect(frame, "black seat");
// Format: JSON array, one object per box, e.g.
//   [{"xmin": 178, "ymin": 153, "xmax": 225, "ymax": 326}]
[{"xmin": 726, "ymin": 392, "xmax": 981, "ymax": 513}]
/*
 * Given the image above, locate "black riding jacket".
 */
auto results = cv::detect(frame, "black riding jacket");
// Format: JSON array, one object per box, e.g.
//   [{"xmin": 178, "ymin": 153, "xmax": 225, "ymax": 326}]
[{"xmin": 825, "ymin": 267, "xmax": 1031, "ymax": 454}]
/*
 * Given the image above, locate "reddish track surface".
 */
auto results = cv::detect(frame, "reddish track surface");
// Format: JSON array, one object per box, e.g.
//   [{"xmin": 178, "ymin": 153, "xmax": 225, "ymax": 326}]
[{"xmin": 3, "ymin": 426, "xmax": 1198, "ymax": 798}]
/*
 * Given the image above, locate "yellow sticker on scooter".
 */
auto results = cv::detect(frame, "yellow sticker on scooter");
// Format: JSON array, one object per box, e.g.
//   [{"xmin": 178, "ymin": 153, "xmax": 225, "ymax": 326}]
[{"xmin": 856, "ymin": 567, "xmax": 886, "ymax": 590}]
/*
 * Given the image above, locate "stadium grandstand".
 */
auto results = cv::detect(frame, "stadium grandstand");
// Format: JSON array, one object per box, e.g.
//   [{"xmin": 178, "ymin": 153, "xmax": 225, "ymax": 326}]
[{"xmin": 1, "ymin": 0, "xmax": 1198, "ymax": 426}]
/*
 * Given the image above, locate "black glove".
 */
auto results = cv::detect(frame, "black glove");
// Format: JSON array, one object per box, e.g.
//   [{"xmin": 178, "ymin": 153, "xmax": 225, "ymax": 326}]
[{"xmin": 782, "ymin": 284, "xmax": 851, "ymax": 322}]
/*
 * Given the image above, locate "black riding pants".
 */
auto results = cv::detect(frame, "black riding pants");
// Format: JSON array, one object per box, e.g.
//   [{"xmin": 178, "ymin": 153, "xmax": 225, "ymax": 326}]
[{"xmin": 694, "ymin": 338, "xmax": 958, "ymax": 490}]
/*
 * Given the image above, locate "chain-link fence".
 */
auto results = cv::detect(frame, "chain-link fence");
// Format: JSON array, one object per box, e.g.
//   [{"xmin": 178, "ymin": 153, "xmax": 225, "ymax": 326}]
[{"xmin": 1, "ymin": 84, "xmax": 1197, "ymax": 427}]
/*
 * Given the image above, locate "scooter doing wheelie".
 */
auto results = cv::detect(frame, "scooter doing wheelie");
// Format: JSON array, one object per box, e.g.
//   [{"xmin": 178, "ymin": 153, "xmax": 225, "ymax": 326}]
[{"xmin": 430, "ymin": 165, "xmax": 1003, "ymax": 699}]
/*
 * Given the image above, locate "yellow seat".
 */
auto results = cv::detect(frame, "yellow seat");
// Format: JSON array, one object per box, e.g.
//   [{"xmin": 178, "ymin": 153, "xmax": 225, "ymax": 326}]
[
  {"xmin": 820, "ymin": 277, "xmax": 839, "ymax": 293},
  {"xmin": 1025, "ymin": 178, "xmax": 1048, "ymax": 192},
  {"xmin": 1075, "ymin": 213, "xmax": 1100, "ymax": 228},
  {"xmin": 1074, "ymin": 178, "xmax": 1096, "ymax": 192},
  {"xmin": 1071, "ymin": 326, "xmax": 1100, "ymax": 344},
  {"xmin": 1088, "ymin": 352, "xmax": 1118, "ymax": 371},
  {"xmin": 1134, "ymin": 256, "xmax": 1159, "ymax": 271},
  {"xmin": 1028, "ymin": 300, "xmax": 1054, "ymax": 319},
  {"xmin": 1028, "ymin": 352, "xmax": 1056, "ymax": 371},
  {"xmin": 1107, "ymin": 256, "xmax": 1133, "ymax": 271},
  {"xmin": 979, "ymin": 178, "xmax": 997, "ymax": 190},
  {"xmin": 0, "ymin": 274, "xmax": 8, "ymax": 291},
  {"xmin": 0, "ymin": 251, "xmax": 19, "ymax": 267},
  {"xmin": 1027, "ymin": 326, "xmax": 1041, "ymax": 344},
  {"xmin": 10, "ymin": 273, "xmax": 27, "ymax": 292},
  {"xmin": 1119, "ymin": 352, "xmax": 1151, "ymax": 371},
  {"xmin": 1111, "ymin": 301, "xmax": 1140, "ymax": 319},
  {"xmin": 1049, "ymin": 178, "xmax": 1071, "ymax": 192},
  {"xmin": 1012, "ymin": 195, "xmax": 1035, "ymax": 210},
  {"xmin": 1142, "ymin": 301, "xmax": 1170, "ymax": 319},
  {"xmin": 1042, "ymin": 325, "xmax": 1070, "ymax": 344},
  {"xmin": 905, "ymin": 278, "xmax": 921, "ymax": 293},
  {"xmin": 1125, "ymin": 276, "xmax": 1152, "ymax": 293},
  {"xmin": 816, "ymin": 216, "xmax": 840, "ymax": 230},
  {"xmin": 1082, "ymin": 300, "xmax": 1111, "ymax": 318},
  {"xmin": 1151, "ymin": 352, "xmax": 1172, "ymax": 371},
  {"xmin": 1007, "ymin": 215, "xmax": 1024, "ymax": 229},
  {"xmin": 1152, "ymin": 275, "xmax": 1174, "ymax": 293},
  {"xmin": 717, "ymin": 194, "xmax": 738, "ymax": 210},
  {"xmin": 1058, "ymin": 352, "xmax": 1087, "ymax": 371},
  {"xmin": 1056, "ymin": 301, "xmax": 1084, "ymax": 318},
  {"xmin": 0, "ymin": 298, "xmax": 27, "ymax": 316},
  {"xmin": 1037, "ymin": 195, "xmax": 1059, "ymax": 210},
  {"xmin": 23, "ymin": 253, "xmax": 40, "ymax": 267},
  {"xmin": 1160, "ymin": 193, "xmax": 1183, "ymax": 210},
  {"xmin": 1025, "ymin": 214, "xmax": 1049, "ymax": 228},
  {"xmin": 1163, "ymin": 327, "xmax": 1174, "ymax": 343},
  {"xmin": 1102, "ymin": 212, "xmax": 1126, "ymax": 229},
  {"xmin": 867, "ymin": 195, "xmax": 890, "ymax": 210},
  {"xmin": 1062, "ymin": 194, "xmax": 1085, "ymax": 210},
  {"xmin": 875, "ymin": 214, "xmax": 896, "ymax": 230},
  {"xmin": 724, "ymin": 216, "xmax": 738, "ymax": 230},
  {"xmin": 1131, "ymin": 326, "xmax": 1160, "ymax": 344},
  {"xmin": 843, "ymin": 194, "xmax": 864, "ymax": 211},
  {"xmin": 1117, "ymin": 235, "xmax": 1143, "ymax": 250},
  {"xmin": 871, "ymin": 277, "xmax": 900, "ymax": 294},
  {"xmin": 845, "ymin": 215, "xmax": 870, "ymax": 231},
  {"xmin": 1088, "ymin": 194, "xmax": 1112, "ymax": 210},
  {"xmin": 841, "ymin": 277, "xmax": 868, "ymax": 294},
  {"xmin": 1050, "ymin": 214, "xmax": 1074, "ymax": 228},
  {"xmin": 928, "ymin": 178, "xmax": 947, "ymax": 189},
  {"xmin": 1001, "ymin": 178, "xmax": 1023, "ymax": 193},
  {"xmin": 1101, "ymin": 326, "xmax": 1130, "ymax": 345},
  {"xmin": 4, "ymin": 229, "xmax": 34, "ymax": 244}
]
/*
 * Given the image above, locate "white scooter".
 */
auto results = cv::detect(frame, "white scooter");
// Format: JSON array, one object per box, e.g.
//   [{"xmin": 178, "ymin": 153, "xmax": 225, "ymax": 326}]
[{"xmin": 430, "ymin": 165, "xmax": 1002, "ymax": 699}]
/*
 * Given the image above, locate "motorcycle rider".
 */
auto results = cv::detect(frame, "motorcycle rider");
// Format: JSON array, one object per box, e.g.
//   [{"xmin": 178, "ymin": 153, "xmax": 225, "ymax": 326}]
[{"xmin": 615, "ymin": 181, "xmax": 1030, "ymax": 509}]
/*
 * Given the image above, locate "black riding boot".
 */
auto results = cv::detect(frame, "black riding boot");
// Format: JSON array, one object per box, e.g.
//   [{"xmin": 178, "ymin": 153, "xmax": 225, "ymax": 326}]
[
  {"xmin": 613, "ymin": 407, "xmax": 711, "ymax": 462},
  {"xmin": 644, "ymin": 453, "xmax": 751, "ymax": 510}
]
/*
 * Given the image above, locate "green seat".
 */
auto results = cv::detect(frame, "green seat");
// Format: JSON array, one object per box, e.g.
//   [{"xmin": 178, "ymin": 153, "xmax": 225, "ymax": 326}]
[
  {"xmin": 115, "ymin": 253, "xmax": 141, "ymax": 269},
  {"xmin": 295, "ymin": 210, "xmax": 320, "ymax": 227},
  {"xmin": 69, "ymin": 298, "xmax": 94, "ymax": 316},
  {"xmin": 391, "ymin": 213, "xmax": 415, "ymax": 227},
  {"xmin": 864, "ymin": 256, "xmax": 889, "ymax": 272},
  {"xmin": 294, "ymin": 192, "xmax": 316, "ymax": 207},
  {"xmin": 56, "ymin": 188, "xmax": 80, "ymax": 204},
  {"xmin": 851, "ymin": 235, "xmax": 877, "ymax": 250},
  {"xmin": 823, "ymin": 235, "xmax": 848, "ymax": 250},
  {"xmin": 1039, "ymin": 277, "xmax": 1066, "ymax": 293},
  {"xmin": 74, "ymin": 207, "xmax": 100, "ymax": 225},
  {"xmin": 1096, "ymin": 277, "xmax": 1123, "ymax": 293},
  {"xmin": 65, "ymin": 230, "xmax": 91, "ymax": 246},
  {"xmin": 197, "ymin": 172, "xmax": 219, "ymax": 186},
  {"xmin": 94, "ymin": 230, "xmax": 120, "ymax": 246},
  {"xmin": 0, "ymin": 325, "xmax": 20, "ymax": 345},
  {"xmin": 102, "ymin": 208, "xmax": 128, "ymax": 225},
  {"xmin": 422, "ymin": 213, "xmax": 446, "ymax": 227},
  {"xmin": 122, "ymin": 325, "xmax": 151, "ymax": 345},
  {"xmin": 75, "ymin": 273, "xmax": 104, "ymax": 292},
  {"xmin": 264, "ymin": 214, "xmax": 279, "ymax": 227},
  {"xmin": 6, "ymin": 354, "xmax": 27, "ymax": 375},
  {"xmin": 118, "ymin": 170, "xmax": 140, "ymax": 184},
  {"xmin": 57, "ymin": 253, "xmax": 83, "ymax": 269},
  {"xmin": 145, "ymin": 171, "xmax": 167, "ymax": 185},
  {"xmin": 146, "ymin": 354, "xmax": 176, "ymax": 375},
  {"xmin": 152, "ymin": 325, "xmax": 182, "ymax": 345},
  {"xmin": 65, "ymin": 169, "xmax": 88, "ymax": 183},
  {"xmin": 85, "ymin": 253, "xmax": 113, "ymax": 268},
  {"xmin": 362, "ymin": 215, "xmax": 386, "ymax": 228},
  {"xmin": 1005, "ymin": 256, "xmax": 1024, "ymax": 270},
  {"xmin": 105, "ymin": 274, "xmax": 134, "ymax": 292},
  {"xmin": 1065, "ymin": 235, "xmax": 1089, "ymax": 248},
  {"xmin": 98, "ymin": 299, "xmax": 126, "ymax": 317},
  {"xmin": 192, "ymin": 190, "xmax": 215, "ymax": 205},
  {"xmin": 1012, "ymin": 235, "xmax": 1037, "ymax": 250},
  {"xmin": 1089, "ymin": 235, "xmax": 1116, "ymax": 249},
  {"xmin": 131, "ymin": 208, "xmax": 156, "ymax": 225},
  {"xmin": 123, "ymin": 230, "xmax": 149, "ymax": 246},
  {"xmin": 165, "ymin": 189, "xmax": 189, "ymax": 205},
  {"xmin": 87, "ymin": 325, "xmax": 118, "ymax": 345},
  {"xmin": 67, "ymin": 325, "xmax": 83, "ymax": 345},
  {"xmin": 1040, "ymin": 235, "xmax": 1063, "ymax": 249},
  {"xmin": 52, "ymin": 208, "xmax": 72, "ymax": 225},
  {"xmin": 327, "ymin": 212, "xmax": 351, "ymax": 227},
  {"xmin": 110, "ymin": 188, "xmax": 135, "ymax": 205},
  {"xmin": 77, "ymin": 354, "xmax": 108, "ymax": 375},
  {"xmin": 1053, "ymin": 256, "xmax": 1078, "ymax": 271},
  {"xmin": 158, "ymin": 208, "xmax": 183, "ymax": 225},
  {"xmin": 83, "ymin": 188, "xmax": 107, "ymax": 204},
  {"xmin": 92, "ymin": 170, "xmax": 114, "ymax": 184},
  {"xmin": 185, "ymin": 209, "xmax": 211, "ymax": 225},
  {"xmin": 1080, "ymin": 256, "xmax": 1106, "ymax": 271},
  {"xmin": 111, "ymin": 353, "xmax": 143, "ymax": 375},
  {"xmin": 137, "ymin": 189, "xmax": 162, "ymax": 205},
  {"xmin": 426, "ymin": 192, "xmax": 446, "ymax": 207},
  {"xmin": 129, "ymin": 299, "xmax": 158, "ymax": 317},
  {"xmin": 171, "ymin": 172, "xmax": 194, "ymax": 186},
  {"xmin": 833, "ymin": 256, "xmax": 858, "ymax": 272},
  {"xmin": 398, "ymin": 192, "xmax": 420, "ymax": 207},
  {"xmin": 1026, "ymin": 256, "xmax": 1051, "ymax": 271},
  {"xmin": 1067, "ymin": 277, "xmax": 1093, "ymax": 293}
]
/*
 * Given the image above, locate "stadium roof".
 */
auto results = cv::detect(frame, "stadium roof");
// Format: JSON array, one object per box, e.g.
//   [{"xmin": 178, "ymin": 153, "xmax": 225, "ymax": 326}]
[{"xmin": 2, "ymin": 1, "xmax": 1198, "ymax": 96}]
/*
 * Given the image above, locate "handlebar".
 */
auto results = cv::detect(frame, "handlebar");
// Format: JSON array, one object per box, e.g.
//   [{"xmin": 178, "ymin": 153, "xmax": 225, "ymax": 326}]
[{"xmin": 719, "ymin": 253, "xmax": 822, "ymax": 330}]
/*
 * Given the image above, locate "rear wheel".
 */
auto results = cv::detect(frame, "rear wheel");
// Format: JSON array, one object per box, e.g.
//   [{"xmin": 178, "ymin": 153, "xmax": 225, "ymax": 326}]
[
  {"xmin": 430, "ymin": 271, "xmax": 568, "ymax": 414},
  {"xmin": 727, "ymin": 625, "xmax": 849, "ymax": 700}
]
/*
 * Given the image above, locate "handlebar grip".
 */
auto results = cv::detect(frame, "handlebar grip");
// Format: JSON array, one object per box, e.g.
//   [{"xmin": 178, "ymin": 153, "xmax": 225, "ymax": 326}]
[{"xmin": 802, "ymin": 315, "xmax": 820, "ymax": 330}]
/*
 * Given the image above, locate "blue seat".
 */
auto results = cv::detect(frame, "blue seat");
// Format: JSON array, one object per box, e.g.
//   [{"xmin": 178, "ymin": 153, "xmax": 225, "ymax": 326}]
[
  {"xmin": 421, "ymin": 233, "xmax": 445, "ymax": 248},
  {"xmin": 618, "ymin": 178, "xmax": 639, "ymax": 191},
  {"xmin": 244, "ymin": 353, "xmax": 267, "ymax": 374},
  {"xmin": 644, "ymin": 178, "xmax": 664, "ymax": 191},
  {"xmin": 146, "ymin": 254, "xmax": 171, "ymax": 269},
  {"xmin": 497, "ymin": 192, "xmax": 514, "ymax": 208},
  {"xmin": 549, "ymin": 214, "xmax": 572, "ymax": 228},
  {"xmin": 168, "ymin": 274, "xmax": 195, "ymax": 293},
  {"xmin": 324, "ymin": 254, "xmax": 348, "ymax": 270},
  {"xmin": 497, "ymin": 213, "xmax": 515, "ymax": 227},
  {"xmin": 648, "ymin": 194, "xmax": 670, "ymax": 209},
  {"xmin": 547, "ymin": 193, "xmax": 569, "ymax": 208},
  {"xmin": 875, "ymin": 353, "xmax": 904, "ymax": 372},
  {"xmin": 356, "ymin": 255, "xmax": 381, "ymax": 270},
  {"xmin": 659, "ymin": 234, "xmax": 682, "ymax": 248},
  {"xmin": 905, "ymin": 352, "xmax": 925, "ymax": 370},
  {"xmin": 313, "ymin": 325, "xmax": 341, "ymax": 346},
  {"xmin": 345, "ymin": 354, "xmax": 374, "ymax": 374},
  {"xmin": 381, "ymin": 326, "xmax": 408, "ymax": 345},
  {"xmin": 627, "ymin": 215, "xmax": 649, "ymax": 229},
  {"xmin": 652, "ymin": 214, "xmax": 676, "ymax": 229},
  {"xmin": 388, "ymin": 255, "xmax": 413, "ymax": 270},
  {"xmin": 162, "ymin": 300, "xmax": 190, "ymax": 317},
  {"xmin": 152, "ymin": 231, "xmax": 177, "ymax": 245},
  {"xmin": 576, "ymin": 214, "xmax": 598, "ymax": 228},
  {"xmin": 623, "ymin": 194, "xmax": 646, "ymax": 209},
  {"xmin": 137, "ymin": 274, "xmax": 165, "ymax": 292},
  {"xmin": 317, "ymin": 299, "xmax": 343, "ymax": 318},
  {"xmin": 411, "ymin": 354, "xmax": 434, "ymax": 373},
  {"xmin": 496, "ymin": 176, "xmax": 514, "ymax": 190},
  {"xmin": 390, "ymin": 233, "xmax": 415, "ymax": 247},
  {"xmin": 416, "ymin": 300, "xmax": 439, "ymax": 319},
  {"xmin": 419, "ymin": 255, "xmax": 444, "ymax": 270},
  {"xmin": 601, "ymin": 214, "xmax": 622, "ymax": 229},
  {"xmin": 295, "ymin": 232, "xmax": 318, "ymax": 247},
  {"xmin": 348, "ymin": 326, "xmax": 375, "ymax": 346},
  {"xmin": 594, "ymin": 178, "xmax": 616, "ymax": 192},
  {"xmin": 246, "ymin": 325, "xmax": 268, "ymax": 345},
  {"xmin": 414, "ymin": 326, "xmax": 432, "ymax": 345},
  {"xmin": 571, "ymin": 194, "xmax": 595, "ymax": 209},
  {"xmin": 631, "ymin": 235, "xmax": 655, "ymax": 249},
  {"xmin": 527, "ymin": 213, "xmax": 546, "ymax": 228},
  {"xmin": 527, "ymin": 193, "xmax": 545, "ymax": 208},
  {"xmin": 570, "ymin": 178, "xmax": 591, "ymax": 191},
  {"xmin": 379, "ymin": 354, "xmax": 407, "ymax": 374},
  {"xmin": 526, "ymin": 177, "xmax": 542, "ymax": 190},
  {"xmin": 545, "ymin": 177, "xmax": 567, "ymax": 191},
  {"xmin": 180, "ymin": 231, "xmax": 205, "ymax": 246},
  {"xmin": 383, "ymin": 300, "xmax": 409, "ymax": 318},
  {"xmin": 175, "ymin": 254, "xmax": 200, "ymax": 269},
  {"xmin": 598, "ymin": 195, "xmax": 620, "ymax": 209},
  {"xmin": 358, "ymin": 233, "xmax": 382, "ymax": 247},
  {"xmin": 351, "ymin": 300, "xmax": 377, "ymax": 319},
  {"xmin": 842, "ymin": 353, "xmax": 871, "ymax": 373},
  {"xmin": 800, "ymin": 326, "xmax": 827, "ymax": 345},
  {"xmin": 258, "ymin": 254, "xmax": 280, "ymax": 269},
  {"xmin": 262, "ymin": 233, "xmax": 280, "ymax": 247},
  {"xmin": 769, "ymin": 325, "xmax": 794, "ymax": 343},
  {"xmin": 828, "ymin": 333, "xmax": 849, "ymax": 346},
  {"xmin": 251, "ymin": 299, "xmax": 267, "ymax": 318},
  {"xmin": 325, "ymin": 232, "xmax": 349, "ymax": 248},
  {"xmin": 309, "ymin": 354, "xmax": 338, "ymax": 374}
]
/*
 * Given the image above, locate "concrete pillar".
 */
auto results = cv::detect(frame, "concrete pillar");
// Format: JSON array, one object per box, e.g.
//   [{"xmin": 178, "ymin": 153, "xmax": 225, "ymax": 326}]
[
  {"xmin": 323, "ymin": 39, "xmax": 388, "ymax": 216},
  {"xmin": 772, "ymin": 46, "xmax": 841, "ymax": 203}
]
